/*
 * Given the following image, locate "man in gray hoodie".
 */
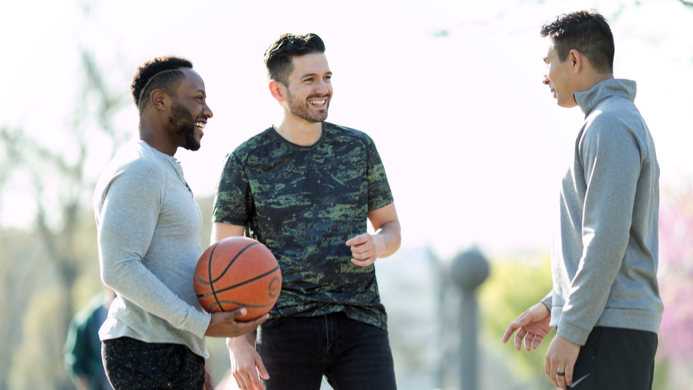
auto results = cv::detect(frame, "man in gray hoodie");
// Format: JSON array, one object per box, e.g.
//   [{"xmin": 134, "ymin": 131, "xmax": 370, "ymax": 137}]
[{"xmin": 502, "ymin": 10, "xmax": 663, "ymax": 390}]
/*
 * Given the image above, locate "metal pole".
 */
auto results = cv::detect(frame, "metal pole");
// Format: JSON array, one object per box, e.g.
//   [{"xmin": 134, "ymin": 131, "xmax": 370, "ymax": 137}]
[
  {"xmin": 451, "ymin": 249, "xmax": 489, "ymax": 390},
  {"xmin": 460, "ymin": 290, "xmax": 478, "ymax": 390}
]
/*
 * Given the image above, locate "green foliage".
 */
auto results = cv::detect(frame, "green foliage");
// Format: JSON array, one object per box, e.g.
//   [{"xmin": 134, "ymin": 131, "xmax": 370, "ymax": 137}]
[
  {"xmin": 478, "ymin": 253, "xmax": 554, "ymax": 385},
  {"xmin": 9, "ymin": 285, "xmax": 70, "ymax": 390}
]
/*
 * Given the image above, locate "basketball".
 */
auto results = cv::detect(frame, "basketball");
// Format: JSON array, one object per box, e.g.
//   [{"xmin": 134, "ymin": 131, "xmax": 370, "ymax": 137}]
[{"xmin": 194, "ymin": 237, "xmax": 282, "ymax": 321}]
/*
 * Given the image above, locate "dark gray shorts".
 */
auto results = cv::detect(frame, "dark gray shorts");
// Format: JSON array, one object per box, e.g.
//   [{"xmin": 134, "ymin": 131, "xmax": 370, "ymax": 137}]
[
  {"xmin": 102, "ymin": 337, "xmax": 205, "ymax": 390},
  {"xmin": 569, "ymin": 327, "xmax": 658, "ymax": 390}
]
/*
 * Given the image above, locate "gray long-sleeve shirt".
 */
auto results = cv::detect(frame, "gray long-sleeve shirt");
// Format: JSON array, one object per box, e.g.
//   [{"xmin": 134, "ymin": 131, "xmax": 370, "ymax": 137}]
[
  {"xmin": 93, "ymin": 140, "xmax": 211, "ymax": 357},
  {"xmin": 541, "ymin": 79, "xmax": 664, "ymax": 346}
]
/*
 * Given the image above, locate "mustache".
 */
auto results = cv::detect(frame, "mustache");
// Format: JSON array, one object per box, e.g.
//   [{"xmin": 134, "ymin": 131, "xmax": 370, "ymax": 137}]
[{"xmin": 306, "ymin": 93, "xmax": 330, "ymax": 100}]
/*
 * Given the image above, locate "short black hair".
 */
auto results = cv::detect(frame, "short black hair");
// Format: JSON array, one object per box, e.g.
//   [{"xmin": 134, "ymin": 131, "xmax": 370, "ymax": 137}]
[
  {"xmin": 263, "ymin": 33, "xmax": 325, "ymax": 86},
  {"xmin": 131, "ymin": 56, "xmax": 193, "ymax": 111},
  {"xmin": 540, "ymin": 10, "xmax": 614, "ymax": 74}
]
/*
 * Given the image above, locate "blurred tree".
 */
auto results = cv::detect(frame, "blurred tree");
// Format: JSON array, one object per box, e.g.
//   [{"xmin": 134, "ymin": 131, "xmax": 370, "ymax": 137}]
[
  {"xmin": 477, "ymin": 254, "xmax": 555, "ymax": 389},
  {"xmin": 657, "ymin": 180, "xmax": 693, "ymax": 385},
  {"xmin": 0, "ymin": 48, "xmax": 128, "ymax": 390}
]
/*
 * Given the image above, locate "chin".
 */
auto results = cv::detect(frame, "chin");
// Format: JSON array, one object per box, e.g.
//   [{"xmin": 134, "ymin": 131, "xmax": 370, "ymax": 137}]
[{"xmin": 185, "ymin": 139, "xmax": 202, "ymax": 151}]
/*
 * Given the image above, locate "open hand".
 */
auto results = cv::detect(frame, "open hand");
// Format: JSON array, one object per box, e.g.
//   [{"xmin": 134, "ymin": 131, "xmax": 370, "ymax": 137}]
[
  {"xmin": 229, "ymin": 336, "xmax": 269, "ymax": 390},
  {"xmin": 502, "ymin": 303, "xmax": 552, "ymax": 351}
]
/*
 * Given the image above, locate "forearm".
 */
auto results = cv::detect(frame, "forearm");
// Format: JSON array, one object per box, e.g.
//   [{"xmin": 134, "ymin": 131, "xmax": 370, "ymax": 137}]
[
  {"xmin": 211, "ymin": 222, "xmax": 245, "ymax": 245},
  {"xmin": 558, "ymin": 235, "xmax": 626, "ymax": 344},
  {"xmin": 99, "ymin": 249, "xmax": 211, "ymax": 337},
  {"xmin": 374, "ymin": 221, "xmax": 401, "ymax": 259}
]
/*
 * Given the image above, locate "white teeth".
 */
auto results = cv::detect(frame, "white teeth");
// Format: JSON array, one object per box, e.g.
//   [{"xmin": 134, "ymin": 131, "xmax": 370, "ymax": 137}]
[
  {"xmin": 310, "ymin": 100, "xmax": 326, "ymax": 106},
  {"xmin": 195, "ymin": 122, "xmax": 205, "ymax": 129}
]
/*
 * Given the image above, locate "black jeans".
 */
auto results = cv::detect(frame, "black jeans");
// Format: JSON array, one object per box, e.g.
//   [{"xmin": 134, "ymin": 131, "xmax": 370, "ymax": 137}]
[
  {"xmin": 569, "ymin": 327, "xmax": 658, "ymax": 389},
  {"xmin": 102, "ymin": 337, "xmax": 205, "ymax": 390},
  {"xmin": 256, "ymin": 312, "xmax": 397, "ymax": 390}
]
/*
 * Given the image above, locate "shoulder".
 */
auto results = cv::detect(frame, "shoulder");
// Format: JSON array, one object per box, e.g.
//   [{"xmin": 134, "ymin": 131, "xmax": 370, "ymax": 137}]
[
  {"xmin": 110, "ymin": 141, "xmax": 167, "ymax": 176},
  {"xmin": 580, "ymin": 106, "xmax": 642, "ymax": 157},
  {"xmin": 324, "ymin": 122, "xmax": 374, "ymax": 147},
  {"xmin": 95, "ymin": 142, "xmax": 167, "ymax": 196},
  {"xmin": 231, "ymin": 128, "xmax": 276, "ymax": 165}
]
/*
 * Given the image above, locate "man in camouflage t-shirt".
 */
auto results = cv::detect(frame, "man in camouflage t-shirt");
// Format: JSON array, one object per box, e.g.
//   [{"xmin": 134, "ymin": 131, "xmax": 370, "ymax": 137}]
[{"xmin": 211, "ymin": 33, "xmax": 401, "ymax": 390}]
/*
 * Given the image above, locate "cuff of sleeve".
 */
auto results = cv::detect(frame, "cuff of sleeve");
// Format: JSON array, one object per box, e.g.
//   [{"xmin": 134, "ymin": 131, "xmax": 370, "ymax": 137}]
[
  {"xmin": 556, "ymin": 318, "xmax": 591, "ymax": 346},
  {"xmin": 540, "ymin": 295, "xmax": 552, "ymax": 312},
  {"xmin": 181, "ymin": 310, "xmax": 212, "ymax": 339},
  {"xmin": 212, "ymin": 217, "xmax": 248, "ymax": 227}
]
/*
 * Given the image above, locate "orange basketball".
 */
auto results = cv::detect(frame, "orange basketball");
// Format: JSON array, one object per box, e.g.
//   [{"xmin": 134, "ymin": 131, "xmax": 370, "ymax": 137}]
[{"xmin": 194, "ymin": 237, "xmax": 282, "ymax": 321}]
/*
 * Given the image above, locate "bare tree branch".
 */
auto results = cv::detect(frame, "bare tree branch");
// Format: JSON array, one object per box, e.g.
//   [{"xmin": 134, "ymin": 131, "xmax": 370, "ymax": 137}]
[{"xmin": 680, "ymin": 0, "xmax": 693, "ymax": 6}]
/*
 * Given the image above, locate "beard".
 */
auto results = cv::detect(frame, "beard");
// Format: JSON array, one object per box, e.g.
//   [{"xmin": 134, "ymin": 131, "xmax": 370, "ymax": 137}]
[
  {"xmin": 168, "ymin": 102, "xmax": 200, "ymax": 151},
  {"xmin": 285, "ymin": 90, "xmax": 330, "ymax": 123}
]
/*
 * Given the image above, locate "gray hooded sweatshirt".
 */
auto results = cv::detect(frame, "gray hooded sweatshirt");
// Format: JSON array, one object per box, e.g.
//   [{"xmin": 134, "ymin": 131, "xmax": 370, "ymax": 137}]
[{"xmin": 541, "ymin": 79, "xmax": 664, "ymax": 346}]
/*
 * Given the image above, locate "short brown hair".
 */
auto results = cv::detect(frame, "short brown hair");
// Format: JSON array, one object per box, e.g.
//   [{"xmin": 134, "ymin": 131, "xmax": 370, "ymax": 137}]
[{"xmin": 263, "ymin": 33, "xmax": 325, "ymax": 86}]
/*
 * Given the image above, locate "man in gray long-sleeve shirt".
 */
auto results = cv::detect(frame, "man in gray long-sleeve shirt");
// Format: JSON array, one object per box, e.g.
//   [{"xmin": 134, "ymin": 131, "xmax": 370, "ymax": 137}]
[
  {"xmin": 94, "ymin": 56, "xmax": 267, "ymax": 390},
  {"xmin": 503, "ymin": 10, "xmax": 663, "ymax": 390}
]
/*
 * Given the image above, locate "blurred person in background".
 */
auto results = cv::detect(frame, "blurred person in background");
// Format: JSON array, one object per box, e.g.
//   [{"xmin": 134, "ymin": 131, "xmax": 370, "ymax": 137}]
[
  {"xmin": 64, "ymin": 287, "xmax": 116, "ymax": 390},
  {"xmin": 211, "ymin": 33, "xmax": 401, "ymax": 390},
  {"xmin": 503, "ymin": 10, "xmax": 663, "ymax": 390}
]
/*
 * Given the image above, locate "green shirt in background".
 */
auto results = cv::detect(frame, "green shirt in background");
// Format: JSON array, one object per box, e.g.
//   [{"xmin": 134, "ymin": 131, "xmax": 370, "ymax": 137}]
[{"xmin": 212, "ymin": 122, "xmax": 394, "ymax": 330}]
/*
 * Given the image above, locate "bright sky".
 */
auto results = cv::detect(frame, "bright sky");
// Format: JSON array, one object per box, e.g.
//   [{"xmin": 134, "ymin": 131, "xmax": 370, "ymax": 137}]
[{"xmin": 1, "ymin": 0, "xmax": 692, "ymax": 257}]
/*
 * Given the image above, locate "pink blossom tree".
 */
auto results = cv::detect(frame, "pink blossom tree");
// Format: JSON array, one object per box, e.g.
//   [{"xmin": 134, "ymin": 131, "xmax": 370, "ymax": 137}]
[{"xmin": 658, "ymin": 180, "xmax": 693, "ymax": 364}]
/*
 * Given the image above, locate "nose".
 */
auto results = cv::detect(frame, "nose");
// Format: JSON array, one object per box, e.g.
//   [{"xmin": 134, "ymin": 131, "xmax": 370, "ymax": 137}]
[
  {"xmin": 314, "ymin": 78, "xmax": 328, "ymax": 95},
  {"xmin": 204, "ymin": 103, "xmax": 213, "ymax": 119},
  {"xmin": 542, "ymin": 74, "xmax": 550, "ymax": 86}
]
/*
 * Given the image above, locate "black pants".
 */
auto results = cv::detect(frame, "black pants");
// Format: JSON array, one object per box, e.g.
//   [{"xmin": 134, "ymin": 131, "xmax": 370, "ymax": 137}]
[
  {"xmin": 102, "ymin": 337, "xmax": 205, "ymax": 390},
  {"xmin": 257, "ymin": 312, "xmax": 397, "ymax": 390},
  {"xmin": 569, "ymin": 327, "xmax": 658, "ymax": 389}
]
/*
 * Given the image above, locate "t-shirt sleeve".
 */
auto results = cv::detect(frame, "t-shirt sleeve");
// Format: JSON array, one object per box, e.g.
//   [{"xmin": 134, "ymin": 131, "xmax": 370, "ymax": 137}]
[
  {"xmin": 212, "ymin": 152, "xmax": 252, "ymax": 226},
  {"xmin": 366, "ymin": 137, "xmax": 394, "ymax": 211}
]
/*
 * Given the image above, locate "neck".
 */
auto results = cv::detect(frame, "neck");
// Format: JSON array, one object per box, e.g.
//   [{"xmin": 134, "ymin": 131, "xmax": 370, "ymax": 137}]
[
  {"xmin": 579, "ymin": 72, "xmax": 614, "ymax": 94},
  {"xmin": 274, "ymin": 112, "xmax": 323, "ymax": 147},
  {"xmin": 139, "ymin": 116, "xmax": 177, "ymax": 156}
]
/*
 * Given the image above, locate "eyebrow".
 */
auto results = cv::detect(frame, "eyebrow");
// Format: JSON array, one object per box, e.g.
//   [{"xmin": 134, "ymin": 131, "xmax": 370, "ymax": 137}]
[
  {"xmin": 194, "ymin": 89, "xmax": 206, "ymax": 97},
  {"xmin": 299, "ymin": 71, "xmax": 332, "ymax": 79}
]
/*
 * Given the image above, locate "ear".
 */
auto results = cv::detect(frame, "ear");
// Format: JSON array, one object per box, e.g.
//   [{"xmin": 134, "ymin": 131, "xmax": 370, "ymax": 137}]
[
  {"xmin": 570, "ymin": 50, "xmax": 582, "ymax": 74},
  {"xmin": 150, "ymin": 89, "xmax": 168, "ymax": 111},
  {"xmin": 269, "ymin": 80, "xmax": 286, "ymax": 103}
]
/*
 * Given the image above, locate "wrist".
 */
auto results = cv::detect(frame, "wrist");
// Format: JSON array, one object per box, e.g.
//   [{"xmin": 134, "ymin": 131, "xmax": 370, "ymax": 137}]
[{"xmin": 226, "ymin": 336, "xmax": 248, "ymax": 348}]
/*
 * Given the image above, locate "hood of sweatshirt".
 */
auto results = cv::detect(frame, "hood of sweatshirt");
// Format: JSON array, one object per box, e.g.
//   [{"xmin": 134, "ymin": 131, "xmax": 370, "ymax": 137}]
[{"xmin": 574, "ymin": 78, "xmax": 637, "ymax": 117}]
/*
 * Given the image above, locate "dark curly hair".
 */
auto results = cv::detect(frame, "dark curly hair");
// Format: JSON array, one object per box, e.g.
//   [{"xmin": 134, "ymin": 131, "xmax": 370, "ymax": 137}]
[
  {"xmin": 541, "ymin": 10, "xmax": 614, "ymax": 74},
  {"xmin": 263, "ymin": 33, "xmax": 325, "ymax": 86},
  {"xmin": 131, "ymin": 56, "xmax": 193, "ymax": 111}
]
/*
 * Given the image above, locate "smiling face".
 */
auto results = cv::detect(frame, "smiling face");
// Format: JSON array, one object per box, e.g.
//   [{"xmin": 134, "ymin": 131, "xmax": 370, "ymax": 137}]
[
  {"xmin": 282, "ymin": 53, "xmax": 332, "ymax": 123},
  {"xmin": 542, "ymin": 41, "xmax": 578, "ymax": 108},
  {"xmin": 169, "ymin": 68, "xmax": 213, "ymax": 150}
]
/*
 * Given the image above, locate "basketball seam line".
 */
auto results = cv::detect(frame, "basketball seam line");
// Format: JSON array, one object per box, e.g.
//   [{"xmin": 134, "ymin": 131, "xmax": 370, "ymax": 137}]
[
  {"xmin": 207, "ymin": 241, "xmax": 223, "ymax": 312},
  {"xmin": 196, "ymin": 266, "xmax": 281, "ymax": 298},
  {"xmin": 212, "ymin": 242, "xmax": 260, "ymax": 284},
  {"xmin": 208, "ymin": 299, "xmax": 277, "ymax": 311}
]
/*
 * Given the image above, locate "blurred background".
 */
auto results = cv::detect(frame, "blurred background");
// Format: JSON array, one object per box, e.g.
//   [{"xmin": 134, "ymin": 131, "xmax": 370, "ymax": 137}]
[{"xmin": 1, "ymin": 0, "xmax": 692, "ymax": 389}]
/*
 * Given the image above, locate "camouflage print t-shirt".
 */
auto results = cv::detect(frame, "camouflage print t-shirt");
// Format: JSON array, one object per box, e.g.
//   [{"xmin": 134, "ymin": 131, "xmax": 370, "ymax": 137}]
[{"xmin": 212, "ymin": 122, "xmax": 394, "ymax": 330}]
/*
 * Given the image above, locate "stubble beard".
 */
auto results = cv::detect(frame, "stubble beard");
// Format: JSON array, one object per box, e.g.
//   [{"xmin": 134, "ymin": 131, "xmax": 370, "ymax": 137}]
[
  {"xmin": 169, "ymin": 102, "xmax": 201, "ymax": 151},
  {"xmin": 286, "ymin": 90, "xmax": 330, "ymax": 123}
]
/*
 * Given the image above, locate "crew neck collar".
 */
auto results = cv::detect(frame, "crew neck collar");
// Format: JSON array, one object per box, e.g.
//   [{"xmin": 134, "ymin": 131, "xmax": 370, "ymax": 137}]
[{"xmin": 269, "ymin": 123, "xmax": 327, "ymax": 150}]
